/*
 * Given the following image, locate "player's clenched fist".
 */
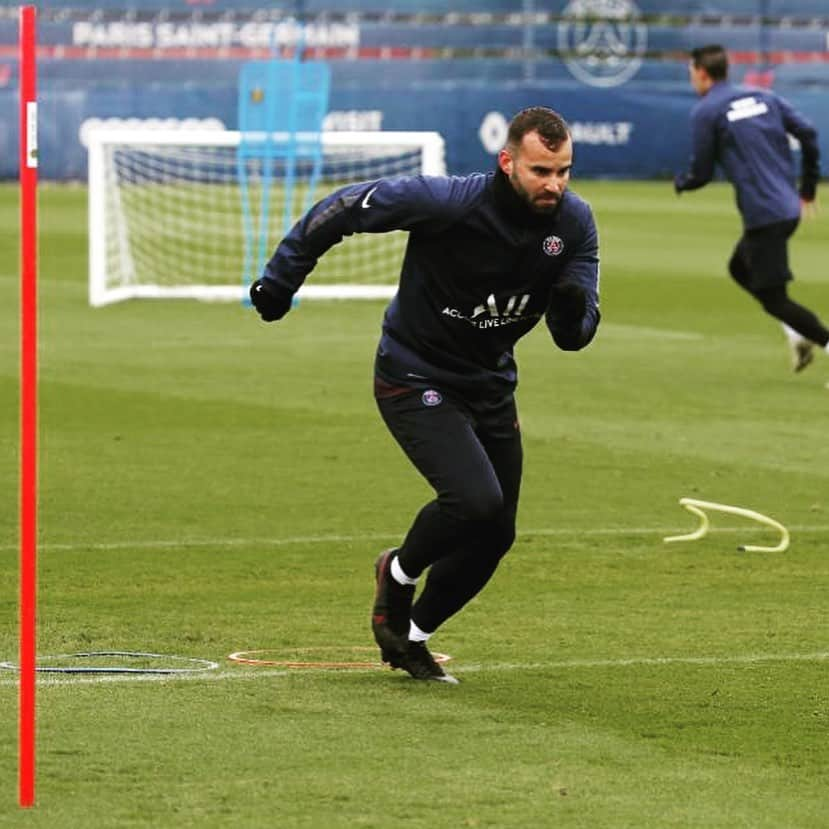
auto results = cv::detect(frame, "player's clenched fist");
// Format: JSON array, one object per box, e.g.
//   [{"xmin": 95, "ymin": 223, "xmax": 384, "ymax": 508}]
[
  {"xmin": 250, "ymin": 278, "xmax": 293, "ymax": 322},
  {"xmin": 549, "ymin": 282, "xmax": 587, "ymax": 320}
]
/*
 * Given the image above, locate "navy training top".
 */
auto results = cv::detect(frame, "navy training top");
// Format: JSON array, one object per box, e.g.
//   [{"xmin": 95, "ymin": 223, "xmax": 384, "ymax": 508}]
[
  {"xmin": 675, "ymin": 81, "xmax": 820, "ymax": 229},
  {"xmin": 262, "ymin": 168, "xmax": 601, "ymax": 400}
]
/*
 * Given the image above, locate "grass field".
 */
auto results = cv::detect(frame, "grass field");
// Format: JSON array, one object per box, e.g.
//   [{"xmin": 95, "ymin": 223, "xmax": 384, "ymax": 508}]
[{"xmin": 1, "ymin": 180, "xmax": 827, "ymax": 828}]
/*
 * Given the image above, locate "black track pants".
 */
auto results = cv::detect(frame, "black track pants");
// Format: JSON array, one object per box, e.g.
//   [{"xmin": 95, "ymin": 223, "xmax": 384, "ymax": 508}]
[{"xmin": 376, "ymin": 386, "xmax": 522, "ymax": 633}]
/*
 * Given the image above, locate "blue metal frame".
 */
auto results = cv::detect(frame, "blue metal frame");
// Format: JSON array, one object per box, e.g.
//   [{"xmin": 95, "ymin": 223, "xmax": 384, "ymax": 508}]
[{"xmin": 237, "ymin": 39, "xmax": 330, "ymax": 291}]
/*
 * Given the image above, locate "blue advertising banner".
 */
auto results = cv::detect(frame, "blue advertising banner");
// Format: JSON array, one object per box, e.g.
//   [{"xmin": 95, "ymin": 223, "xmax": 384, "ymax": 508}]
[
  {"xmin": 1, "ymin": 0, "xmax": 827, "ymax": 182},
  {"xmin": 1, "ymin": 80, "xmax": 827, "ymax": 182}
]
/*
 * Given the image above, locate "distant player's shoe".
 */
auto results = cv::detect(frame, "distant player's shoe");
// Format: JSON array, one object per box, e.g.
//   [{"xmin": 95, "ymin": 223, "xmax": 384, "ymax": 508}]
[
  {"xmin": 790, "ymin": 339, "xmax": 814, "ymax": 373},
  {"xmin": 372, "ymin": 549, "xmax": 414, "ymax": 664},
  {"xmin": 392, "ymin": 640, "xmax": 459, "ymax": 684}
]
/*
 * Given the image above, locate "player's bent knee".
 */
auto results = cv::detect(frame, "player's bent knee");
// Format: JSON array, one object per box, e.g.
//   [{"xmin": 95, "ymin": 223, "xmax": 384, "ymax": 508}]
[
  {"xmin": 451, "ymin": 488, "xmax": 504, "ymax": 524},
  {"xmin": 728, "ymin": 253, "xmax": 750, "ymax": 287},
  {"xmin": 488, "ymin": 523, "xmax": 516, "ymax": 559}
]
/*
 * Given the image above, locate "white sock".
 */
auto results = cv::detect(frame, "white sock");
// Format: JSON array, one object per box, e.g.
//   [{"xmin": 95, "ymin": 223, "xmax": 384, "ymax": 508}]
[
  {"xmin": 781, "ymin": 323, "xmax": 807, "ymax": 346},
  {"xmin": 408, "ymin": 620, "xmax": 431, "ymax": 642},
  {"xmin": 391, "ymin": 555, "xmax": 417, "ymax": 586},
  {"xmin": 825, "ymin": 342, "xmax": 829, "ymax": 354}
]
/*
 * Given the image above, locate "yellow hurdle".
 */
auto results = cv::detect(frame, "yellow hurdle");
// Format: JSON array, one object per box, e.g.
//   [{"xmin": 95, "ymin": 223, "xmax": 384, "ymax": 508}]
[{"xmin": 664, "ymin": 497, "xmax": 790, "ymax": 553}]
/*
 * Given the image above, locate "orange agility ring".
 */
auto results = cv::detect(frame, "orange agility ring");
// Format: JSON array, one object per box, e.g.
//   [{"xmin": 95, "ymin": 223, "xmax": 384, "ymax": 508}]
[{"xmin": 228, "ymin": 647, "xmax": 451, "ymax": 670}]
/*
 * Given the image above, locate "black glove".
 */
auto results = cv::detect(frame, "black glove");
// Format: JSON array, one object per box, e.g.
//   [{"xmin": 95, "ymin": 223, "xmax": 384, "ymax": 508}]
[
  {"xmin": 549, "ymin": 282, "xmax": 587, "ymax": 320},
  {"xmin": 250, "ymin": 278, "xmax": 293, "ymax": 322}
]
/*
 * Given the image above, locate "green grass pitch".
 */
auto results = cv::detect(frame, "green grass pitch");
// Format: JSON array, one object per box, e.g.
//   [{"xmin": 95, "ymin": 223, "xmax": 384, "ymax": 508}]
[{"xmin": 0, "ymin": 180, "xmax": 827, "ymax": 828}]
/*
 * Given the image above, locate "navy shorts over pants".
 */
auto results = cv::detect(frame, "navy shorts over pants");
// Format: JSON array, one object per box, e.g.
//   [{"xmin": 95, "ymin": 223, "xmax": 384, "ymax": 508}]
[
  {"xmin": 726, "ymin": 218, "xmax": 829, "ymax": 347},
  {"xmin": 729, "ymin": 218, "xmax": 798, "ymax": 294}
]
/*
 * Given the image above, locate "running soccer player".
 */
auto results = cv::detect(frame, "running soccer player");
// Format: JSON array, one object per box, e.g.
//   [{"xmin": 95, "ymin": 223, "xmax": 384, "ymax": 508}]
[
  {"xmin": 250, "ymin": 106, "xmax": 601, "ymax": 683},
  {"xmin": 675, "ymin": 44, "xmax": 829, "ymax": 374}
]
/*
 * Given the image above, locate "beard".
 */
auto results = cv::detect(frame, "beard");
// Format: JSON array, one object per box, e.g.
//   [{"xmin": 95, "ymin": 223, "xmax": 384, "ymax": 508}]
[{"xmin": 509, "ymin": 172, "xmax": 561, "ymax": 214}]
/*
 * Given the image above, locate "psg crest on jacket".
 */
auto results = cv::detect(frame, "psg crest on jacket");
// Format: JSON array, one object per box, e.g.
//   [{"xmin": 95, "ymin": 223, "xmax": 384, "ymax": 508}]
[{"xmin": 543, "ymin": 235, "xmax": 564, "ymax": 256}]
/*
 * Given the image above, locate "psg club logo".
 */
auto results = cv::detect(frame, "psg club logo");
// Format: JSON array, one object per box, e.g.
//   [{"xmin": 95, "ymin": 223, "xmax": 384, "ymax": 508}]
[
  {"xmin": 422, "ymin": 389, "xmax": 443, "ymax": 407},
  {"xmin": 543, "ymin": 235, "xmax": 564, "ymax": 256},
  {"xmin": 558, "ymin": 0, "xmax": 648, "ymax": 89}
]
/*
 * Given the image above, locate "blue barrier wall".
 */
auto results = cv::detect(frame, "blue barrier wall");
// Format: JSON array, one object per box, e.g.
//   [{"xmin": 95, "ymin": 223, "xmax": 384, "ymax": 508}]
[
  {"xmin": 0, "ymin": 2, "xmax": 827, "ymax": 181},
  {"xmin": 2, "ymin": 78, "xmax": 827, "ymax": 182},
  {"xmin": 17, "ymin": 1, "xmax": 829, "ymax": 13}
]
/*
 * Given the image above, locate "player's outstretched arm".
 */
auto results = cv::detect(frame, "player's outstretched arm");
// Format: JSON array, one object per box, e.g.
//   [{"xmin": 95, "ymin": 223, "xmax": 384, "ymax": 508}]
[
  {"xmin": 780, "ymin": 96, "xmax": 820, "ymax": 202},
  {"xmin": 250, "ymin": 179, "xmax": 401, "ymax": 322},
  {"xmin": 254, "ymin": 176, "xmax": 467, "ymax": 320},
  {"xmin": 675, "ymin": 109, "xmax": 716, "ymax": 193}
]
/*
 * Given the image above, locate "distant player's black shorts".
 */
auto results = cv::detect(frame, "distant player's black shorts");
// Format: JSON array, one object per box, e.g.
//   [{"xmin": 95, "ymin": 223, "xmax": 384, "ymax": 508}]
[{"xmin": 729, "ymin": 218, "xmax": 799, "ymax": 294}]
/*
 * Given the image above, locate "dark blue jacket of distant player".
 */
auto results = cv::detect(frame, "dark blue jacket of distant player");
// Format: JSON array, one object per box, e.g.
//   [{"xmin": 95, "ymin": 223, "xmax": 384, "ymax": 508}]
[
  {"xmin": 674, "ymin": 81, "xmax": 820, "ymax": 229},
  {"xmin": 262, "ymin": 169, "xmax": 600, "ymax": 400}
]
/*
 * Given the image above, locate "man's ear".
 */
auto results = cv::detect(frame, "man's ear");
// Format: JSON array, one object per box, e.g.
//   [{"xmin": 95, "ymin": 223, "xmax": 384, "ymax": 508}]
[{"xmin": 498, "ymin": 148, "xmax": 513, "ymax": 177}]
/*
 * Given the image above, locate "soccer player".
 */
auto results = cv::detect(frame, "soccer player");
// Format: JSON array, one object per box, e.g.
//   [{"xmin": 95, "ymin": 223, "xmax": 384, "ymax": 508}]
[
  {"xmin": 675, "ymin": 44, "xmax": 829, "ymax": 374},
  {"xmin": 250, "ymin": 107, "xmax": 600, "ymax": 683}
]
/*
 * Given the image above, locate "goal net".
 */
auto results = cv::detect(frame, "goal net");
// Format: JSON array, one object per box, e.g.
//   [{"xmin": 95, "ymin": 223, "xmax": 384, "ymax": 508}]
[{"xmin": 87, "ymin": 129, "xmax": 446, "ymax": 307}]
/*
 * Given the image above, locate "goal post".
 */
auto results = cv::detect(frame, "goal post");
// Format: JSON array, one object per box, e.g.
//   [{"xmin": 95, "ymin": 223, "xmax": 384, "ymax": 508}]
[{"xmin": 87, "ymin": 129, "xmax": 446, "ymax": 307}]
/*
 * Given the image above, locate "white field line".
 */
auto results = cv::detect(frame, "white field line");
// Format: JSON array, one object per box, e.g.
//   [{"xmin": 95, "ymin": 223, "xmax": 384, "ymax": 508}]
[
  {"xmin": 460, "ymin": 651, "xmax": 829, "ymax": 673},
  {"xmin": 0, "ymin": 668, "xmax": 288, "ymax": 687},
  {"xmin": 0, "ymin": 651, "xmax": 827, "ymax": 688},
  {"xmin": 600, "ymin": 323, "xmax": 704, "ymax": 341},
  {"xmin": 0, "ymin": 524, "xmax": 827, "ymax": 554}
]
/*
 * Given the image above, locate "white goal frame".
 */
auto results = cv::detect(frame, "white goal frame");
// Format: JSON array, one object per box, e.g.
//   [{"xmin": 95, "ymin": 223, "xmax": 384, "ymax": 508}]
[{"xmin": 87, "ymin": 128, "xmax": 446, "ymax": 307}]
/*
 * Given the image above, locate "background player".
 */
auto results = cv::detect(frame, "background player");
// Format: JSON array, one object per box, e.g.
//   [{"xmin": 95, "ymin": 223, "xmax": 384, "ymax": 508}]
[{"xmin": 675, "ymin": 44, "xmax": 829, "ymax": 374}]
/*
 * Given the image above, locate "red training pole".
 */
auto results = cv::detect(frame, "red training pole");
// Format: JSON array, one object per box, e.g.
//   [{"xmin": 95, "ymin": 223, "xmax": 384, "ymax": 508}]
[{"xmin": 19, "ymin": 3, "xmax": 38, "ymax": 810}]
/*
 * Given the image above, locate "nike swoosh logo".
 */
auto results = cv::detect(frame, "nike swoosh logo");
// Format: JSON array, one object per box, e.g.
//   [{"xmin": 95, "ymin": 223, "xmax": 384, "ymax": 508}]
[
  {"xmin": 255, "ymin": 284, "xmax": 263, "ymax": 292},
  {"xmin": 406, "ymin": 372, "xmax": 428, "ymax": 379},
  {"xmin": 361, "ymin": 186, "xmax": 378, "ymax": 209}
]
